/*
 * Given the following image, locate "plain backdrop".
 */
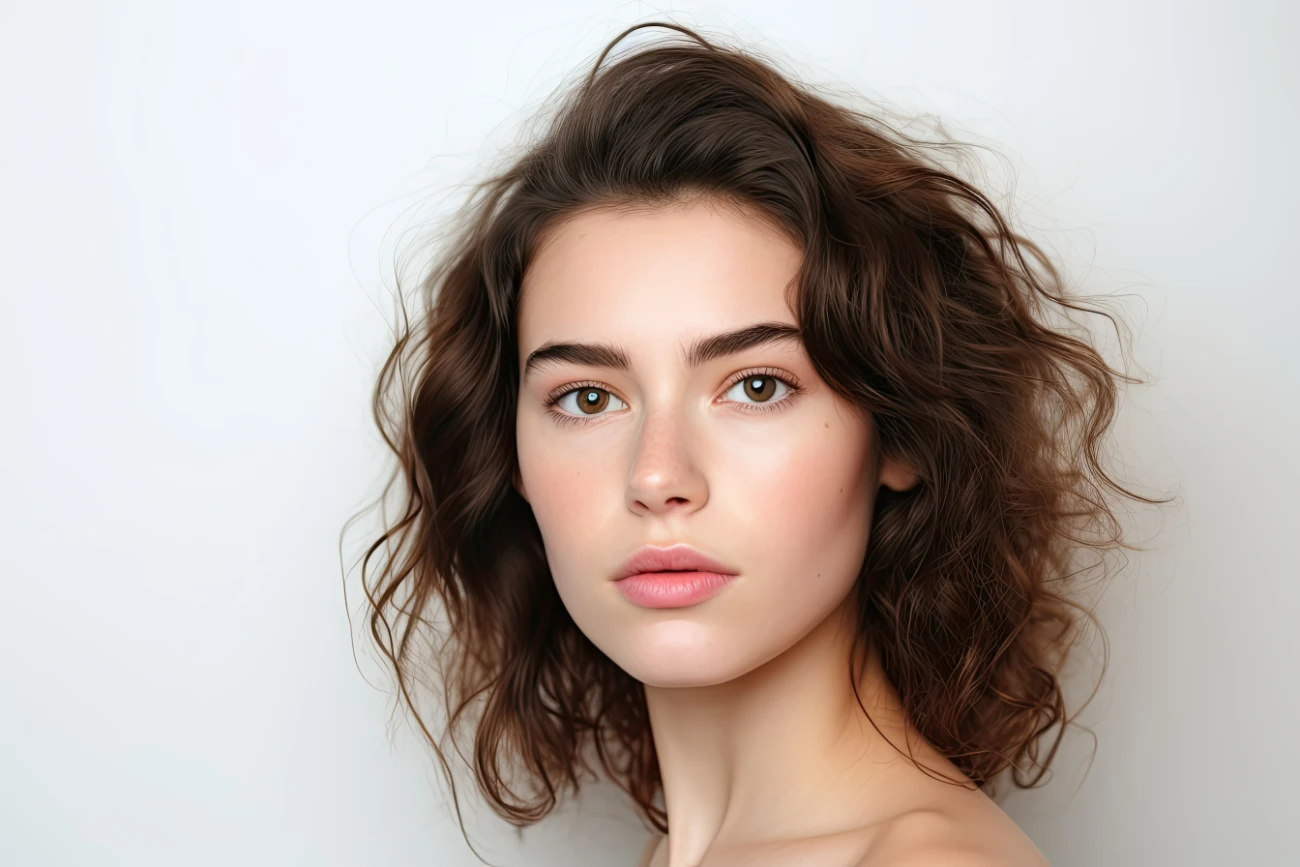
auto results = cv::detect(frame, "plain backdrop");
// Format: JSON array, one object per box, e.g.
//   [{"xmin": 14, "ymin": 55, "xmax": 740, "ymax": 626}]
[{"xmin": 2, "ymin": 1, "xmax": 1296, "ymax": 865}]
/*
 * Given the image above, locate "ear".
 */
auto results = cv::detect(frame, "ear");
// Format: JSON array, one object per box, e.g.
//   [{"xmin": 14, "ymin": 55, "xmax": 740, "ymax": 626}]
[
  {"xmin": 512, "ymin": 467, "xmax": 529, "ymax": 503},
  {"xmin": 878, "ymin": 454, "xmax": 919, "ymax": 493}
]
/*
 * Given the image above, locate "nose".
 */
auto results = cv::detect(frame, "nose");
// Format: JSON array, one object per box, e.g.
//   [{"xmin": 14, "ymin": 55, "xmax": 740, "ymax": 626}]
[{"xmin": 625, "ymin": 406, "xmax": 709, "ymax": 516}]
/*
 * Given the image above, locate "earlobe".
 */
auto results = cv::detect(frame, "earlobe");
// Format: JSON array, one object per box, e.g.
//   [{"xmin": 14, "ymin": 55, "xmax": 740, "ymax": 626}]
[
  {"xmin": 513, "ymin": 468, "xmax": 529, "ymax": 503},
  {"xmin": 879, "ymin": 456, "xmax": 919, "ymax": 493}
]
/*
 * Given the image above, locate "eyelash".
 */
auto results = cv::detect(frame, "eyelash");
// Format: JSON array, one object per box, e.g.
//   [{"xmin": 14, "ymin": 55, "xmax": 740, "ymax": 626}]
[{"xmin": 542, "ymin": 367, "xmax": 805, "ymax": 428}]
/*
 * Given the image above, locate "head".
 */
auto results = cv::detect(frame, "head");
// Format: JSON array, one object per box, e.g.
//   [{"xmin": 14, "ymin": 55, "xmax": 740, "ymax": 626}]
[
  {"xmin": 353, "ymin": 22, "xmax": 1154, "ymax": 839},
  {"xmin": 513, "ymin": 196, "xmax": 917, "ymax": 689}
]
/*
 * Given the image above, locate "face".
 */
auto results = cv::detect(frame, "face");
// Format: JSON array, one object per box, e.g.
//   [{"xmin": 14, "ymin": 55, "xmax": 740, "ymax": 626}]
[{"xmin": 514, "ymin": 198, "xmax": 916, "ymax": 688}]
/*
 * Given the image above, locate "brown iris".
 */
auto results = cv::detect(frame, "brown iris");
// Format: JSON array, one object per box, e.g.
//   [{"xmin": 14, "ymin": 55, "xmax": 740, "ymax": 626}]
[
  {"xmin": 577, "ymin": 389, "xmax": 610, "ymax": 414},
  {"xmin": 741, "ymin": 376, "xmax": 776, "ymax": 401}
]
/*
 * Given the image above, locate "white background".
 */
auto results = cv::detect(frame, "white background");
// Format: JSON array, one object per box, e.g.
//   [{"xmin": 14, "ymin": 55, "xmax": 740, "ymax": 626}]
[{"xmin": 2, "ymin": 2, "xmax": 1296, "ymax": 865}]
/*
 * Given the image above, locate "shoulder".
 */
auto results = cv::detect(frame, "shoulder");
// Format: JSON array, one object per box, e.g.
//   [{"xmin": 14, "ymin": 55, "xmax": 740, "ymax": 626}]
[
  {"xmin": 854, "ymin": 843, "xmax": 1046, "ymax": 867},
  {"xmin": 851, "ymin": 805, "xmax": 1050, "ymax": 867}
]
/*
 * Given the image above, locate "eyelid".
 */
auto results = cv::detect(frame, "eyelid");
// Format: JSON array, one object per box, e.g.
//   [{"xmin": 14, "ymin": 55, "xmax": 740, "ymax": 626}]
[{"xmin": 719, "ymin": 366, "xmax": 804, "ymax": 396}]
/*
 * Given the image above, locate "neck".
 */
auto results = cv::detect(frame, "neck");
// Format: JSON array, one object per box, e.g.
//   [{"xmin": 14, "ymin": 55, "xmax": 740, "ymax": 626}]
[{"xmin": 642, "ymin": 593, "xmax": 964, "ymax": 866}]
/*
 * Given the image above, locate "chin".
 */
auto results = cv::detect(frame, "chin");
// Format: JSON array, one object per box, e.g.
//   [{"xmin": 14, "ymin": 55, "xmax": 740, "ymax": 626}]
[
  {"xmin": 625, "ymin": 661, "xmax": 745, "ymax": 689},
  {"xmin": 598, "ymin": 625, "xmax": 772, "ymax": 689}
]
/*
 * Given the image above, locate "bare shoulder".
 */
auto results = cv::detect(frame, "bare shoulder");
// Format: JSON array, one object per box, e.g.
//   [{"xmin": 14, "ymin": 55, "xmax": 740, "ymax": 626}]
[
  {"xmin": 632, "ymin": 790, "xmax": 1047, "ymax": 867},
  {"xmin": 856, "ymin": 838, "xmax": 1047, "ymax": 867},
  {"xmin": 852, "ymin": 800, "xmax": 1050, "ymax": 867}
]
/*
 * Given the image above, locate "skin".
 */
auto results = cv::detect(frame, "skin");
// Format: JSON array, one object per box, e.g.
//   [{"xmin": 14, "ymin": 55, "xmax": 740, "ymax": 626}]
[{"xmin": 513, "ymin": 198, "xmax": 1050, "ymax": 867}]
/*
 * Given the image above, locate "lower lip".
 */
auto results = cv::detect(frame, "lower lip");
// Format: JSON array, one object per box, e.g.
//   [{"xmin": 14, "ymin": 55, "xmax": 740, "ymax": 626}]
[{"xmin": 614, "ymin": 571, "xmax": 738, "ymax": 609}]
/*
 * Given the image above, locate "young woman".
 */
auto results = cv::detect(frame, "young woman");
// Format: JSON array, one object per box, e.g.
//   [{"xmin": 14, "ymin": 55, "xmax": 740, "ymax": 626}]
[{"xmin": 352, "ymin": 21, "xmax": 1157, "ymax": 867}]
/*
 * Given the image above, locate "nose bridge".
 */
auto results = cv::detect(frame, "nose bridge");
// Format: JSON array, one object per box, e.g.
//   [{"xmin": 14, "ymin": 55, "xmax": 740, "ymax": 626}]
[{"xmin": 626, "ymin": 394, "xmax": 706, "ymax": 513}]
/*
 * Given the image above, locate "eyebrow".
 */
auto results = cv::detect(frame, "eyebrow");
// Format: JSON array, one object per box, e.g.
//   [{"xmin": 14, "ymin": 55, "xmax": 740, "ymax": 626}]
[{"xmin": 522, "ymin": 321, "xmax": 803, "ymax": 380}]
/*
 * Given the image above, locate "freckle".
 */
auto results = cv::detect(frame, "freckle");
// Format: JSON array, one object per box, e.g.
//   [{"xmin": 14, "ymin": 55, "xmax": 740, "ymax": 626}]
[{"xmin": 824, "ymin": 422, "xmax": 829, "ymax": 429}]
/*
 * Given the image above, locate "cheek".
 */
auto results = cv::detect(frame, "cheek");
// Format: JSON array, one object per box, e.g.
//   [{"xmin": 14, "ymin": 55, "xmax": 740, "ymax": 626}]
[
  {"xmin": 727, "ymin": 416, "xmax": 875, "ymax": 596},
  {"xmin": 786, "ymin": 431, "xmax": 872, "ymax": 534},
  {"xmin": 516, "ymin": 432, "xmax": 617, "ymax": 582}
]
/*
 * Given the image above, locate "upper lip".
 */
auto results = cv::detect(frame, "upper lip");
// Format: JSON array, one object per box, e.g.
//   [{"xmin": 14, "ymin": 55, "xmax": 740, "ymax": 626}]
[{"xmin": 614, "ymin": 544, "xmax": 739, "ymax": 580}]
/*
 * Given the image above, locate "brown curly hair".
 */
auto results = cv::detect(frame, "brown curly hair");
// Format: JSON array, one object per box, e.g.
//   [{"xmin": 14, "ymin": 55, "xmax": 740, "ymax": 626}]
[{"xmin": 344, "ymin": 20, "xmax": 1167, "ymax": 859}]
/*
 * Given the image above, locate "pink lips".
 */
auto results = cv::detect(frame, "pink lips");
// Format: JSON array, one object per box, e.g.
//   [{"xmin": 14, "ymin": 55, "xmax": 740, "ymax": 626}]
[{"xmin": 614, "ymin": 544, "xmax": 739, "ymax": 609}]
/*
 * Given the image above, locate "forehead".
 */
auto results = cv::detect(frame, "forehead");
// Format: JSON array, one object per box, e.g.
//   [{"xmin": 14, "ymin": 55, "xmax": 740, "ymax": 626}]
[{"xmin": 517, "ymin": 200, "xmax": 803, "ymax": 351}]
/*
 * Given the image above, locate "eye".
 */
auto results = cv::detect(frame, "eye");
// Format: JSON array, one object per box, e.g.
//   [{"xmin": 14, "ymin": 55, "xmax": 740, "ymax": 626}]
[
  {"xmin": 542, "ymin": 368, "xmax": 804, "ymax": 427},
  {"xmin": 551, "ymin": 384, "xmax": 628, "ymax": 418},
  {"xmin": 720, "ymin": 368, "xmax": 803, "ymax": 412}
]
